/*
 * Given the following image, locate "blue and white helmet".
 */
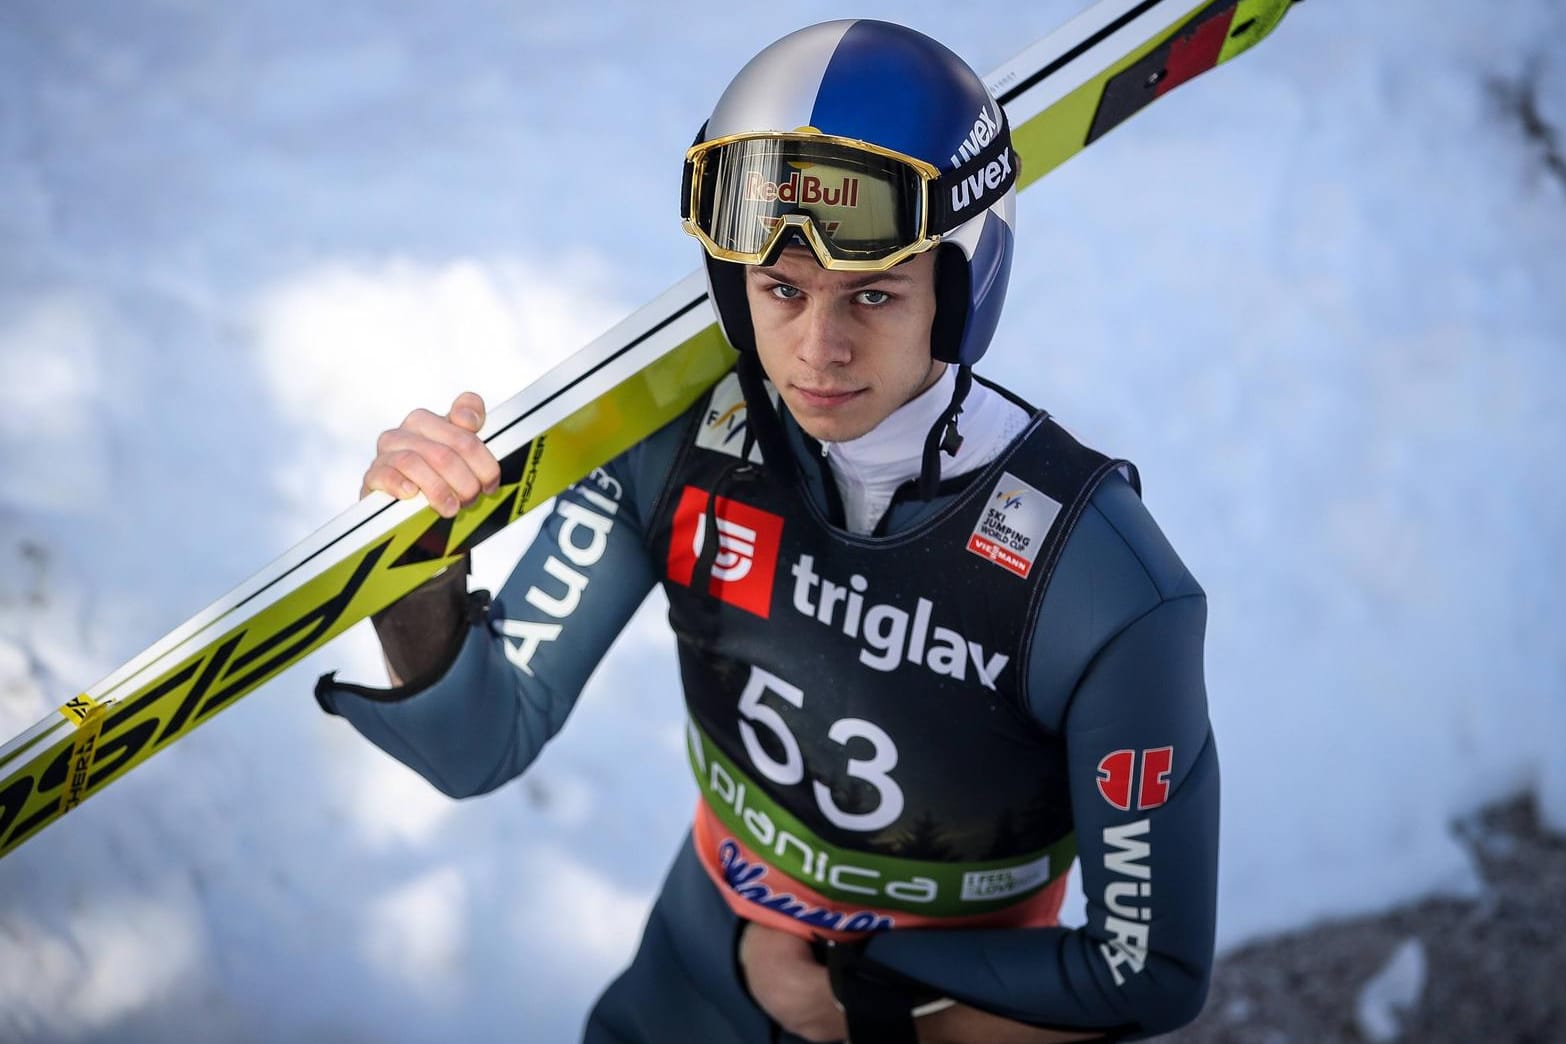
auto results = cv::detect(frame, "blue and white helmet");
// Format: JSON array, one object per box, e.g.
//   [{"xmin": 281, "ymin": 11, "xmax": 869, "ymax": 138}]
[{"xmin": 687, "ymin": 19, "xmax": 1018, "ymax": 368}]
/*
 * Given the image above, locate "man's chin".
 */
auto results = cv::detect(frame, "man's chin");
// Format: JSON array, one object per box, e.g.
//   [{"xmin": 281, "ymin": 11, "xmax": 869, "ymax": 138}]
[
  {"xmin": 791, "ymin": 413, "xmax": 877, "ymax": 445},
  {"xmin": 779, "ymin": 389, "xmax": 891, "ymax": 445}
]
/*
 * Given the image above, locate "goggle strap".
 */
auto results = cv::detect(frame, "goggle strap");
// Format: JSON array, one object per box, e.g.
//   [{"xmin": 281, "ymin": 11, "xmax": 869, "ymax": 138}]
[
  {"xmin": 928, "ymin": 122, "xmax": 1019, "ymax": 236},
  {"xmin": 680, "ymin": 122, "xmax": 709, "ymax": 221}
]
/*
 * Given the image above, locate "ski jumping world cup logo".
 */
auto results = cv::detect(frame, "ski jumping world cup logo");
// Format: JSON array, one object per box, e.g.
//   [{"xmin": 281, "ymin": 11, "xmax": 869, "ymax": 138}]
[{"xmin": 967, "ymin": 472, "xmax": 1060, "ymax": 578}]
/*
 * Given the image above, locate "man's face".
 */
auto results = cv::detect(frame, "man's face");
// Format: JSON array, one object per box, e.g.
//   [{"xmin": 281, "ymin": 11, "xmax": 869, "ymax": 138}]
[{"xmin": 745, "ymin": 247, "xmax": 943, "ymax": 444}]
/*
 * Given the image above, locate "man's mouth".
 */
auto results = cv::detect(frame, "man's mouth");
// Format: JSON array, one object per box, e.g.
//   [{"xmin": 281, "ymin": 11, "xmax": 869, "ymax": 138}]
[{"xmin": 793, "ymin": 385, "xmax": 864, "ymax": 408}]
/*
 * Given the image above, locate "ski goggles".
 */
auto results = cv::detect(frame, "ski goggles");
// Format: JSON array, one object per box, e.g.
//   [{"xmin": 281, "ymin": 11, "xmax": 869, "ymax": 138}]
[{"xmin": 681, "ymin": 125, "xmax": 1016, "ymax": 272}]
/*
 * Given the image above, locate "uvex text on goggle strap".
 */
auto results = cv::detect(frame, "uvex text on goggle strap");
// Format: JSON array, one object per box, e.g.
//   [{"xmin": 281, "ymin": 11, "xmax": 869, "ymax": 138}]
[{"xmin": 681, "ymin": 119, "xmax": 1017, "ymax": 272}]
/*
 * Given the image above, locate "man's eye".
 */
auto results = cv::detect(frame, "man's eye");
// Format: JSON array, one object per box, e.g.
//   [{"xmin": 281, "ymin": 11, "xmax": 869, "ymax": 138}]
[
  {"xmin": 857, "ymin": 289, "xmax": 891, "ymax": 306},
  {"xmin": 769, "ymin": 284, "xmax": 801, "ymax": 300}
]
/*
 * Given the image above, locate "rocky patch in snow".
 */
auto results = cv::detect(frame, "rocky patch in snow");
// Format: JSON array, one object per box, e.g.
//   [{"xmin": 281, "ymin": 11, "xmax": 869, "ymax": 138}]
[{"xmin": 1163, "ymin": 795, "xmax": 1565, "ymax": 1043}]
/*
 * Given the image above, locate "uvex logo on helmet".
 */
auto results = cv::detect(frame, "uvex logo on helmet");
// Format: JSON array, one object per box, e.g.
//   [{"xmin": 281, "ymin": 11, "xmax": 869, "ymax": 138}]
[
  {"xmin": 744, "ymin": 170, "xmax": 861, "ymax": 207},
  {"xmin": 949, "ymin": 104, "xmax": 1002, "ymax": 169},
  {"xmin": 949, "ymin": 146, "xmax": 1013, "ymax": 214}
]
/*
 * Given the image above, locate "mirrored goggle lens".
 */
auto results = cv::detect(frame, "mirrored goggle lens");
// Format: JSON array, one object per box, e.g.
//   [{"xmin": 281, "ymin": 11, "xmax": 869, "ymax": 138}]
[{"xmin": 693, "ymin": 138, "xmax": 925, "ymax": 262}]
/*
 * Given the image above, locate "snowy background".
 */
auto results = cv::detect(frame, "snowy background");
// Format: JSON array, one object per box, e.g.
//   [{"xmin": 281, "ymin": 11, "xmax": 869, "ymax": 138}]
[{"xmin": 1, "ymin": 1, "xmax": 1563, "ymax": 1041}]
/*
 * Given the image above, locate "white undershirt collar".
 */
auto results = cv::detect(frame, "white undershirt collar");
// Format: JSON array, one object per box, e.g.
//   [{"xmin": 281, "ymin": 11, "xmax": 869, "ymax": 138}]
[{"xmin": 819, "ymin": 366, "xmax": 1030, "ymax": 535}]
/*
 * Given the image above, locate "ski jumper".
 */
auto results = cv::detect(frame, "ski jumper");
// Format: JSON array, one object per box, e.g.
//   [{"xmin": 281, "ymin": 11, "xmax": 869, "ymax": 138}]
[{"xmin": 318, "ymin": 367, "xmax": 1218, "ymax": 1041}]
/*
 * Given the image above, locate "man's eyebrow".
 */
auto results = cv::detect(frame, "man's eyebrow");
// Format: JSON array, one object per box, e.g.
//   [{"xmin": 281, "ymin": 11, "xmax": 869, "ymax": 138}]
[
  {"xmin": 842, "ymin": 269, "xmax": 916, "ymax": 289},
  {"xmin": 748, "ymin": 265, "xmax": 917, "ymax": 288}
]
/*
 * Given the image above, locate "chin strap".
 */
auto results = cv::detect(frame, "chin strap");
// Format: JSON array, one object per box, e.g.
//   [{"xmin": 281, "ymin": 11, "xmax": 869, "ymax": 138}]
[
  {"xmin": 919, "ymin": 364, "xmax": 972, "ymax": 500},
  {"xmin": 736, "ymin": 350, "xmax": 798, "ymax": 483}
]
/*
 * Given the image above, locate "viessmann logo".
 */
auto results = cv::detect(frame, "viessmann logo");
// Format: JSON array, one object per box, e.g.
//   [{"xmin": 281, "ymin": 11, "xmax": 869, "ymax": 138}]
[{"xmin": 667, "ymin": 486, "xmax": 784, "ymax": 618}]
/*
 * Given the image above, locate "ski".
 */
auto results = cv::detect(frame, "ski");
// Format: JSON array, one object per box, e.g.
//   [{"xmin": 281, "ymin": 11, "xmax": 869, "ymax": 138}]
[{"xmin": 0, "ymin": 0, "xmax": 1298, "ymax": 860}]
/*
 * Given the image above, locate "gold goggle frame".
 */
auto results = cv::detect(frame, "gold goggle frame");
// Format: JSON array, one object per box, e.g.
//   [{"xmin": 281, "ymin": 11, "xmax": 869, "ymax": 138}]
[{"xmin": 682, "ymin": 130, "xmax": 944, "ymax": 273}]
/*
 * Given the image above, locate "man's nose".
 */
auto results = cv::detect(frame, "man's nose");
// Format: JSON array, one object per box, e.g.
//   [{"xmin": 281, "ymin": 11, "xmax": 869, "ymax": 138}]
[{"xmin": 796, "ymin": 301, "xmax": 852, "ymax": 368}]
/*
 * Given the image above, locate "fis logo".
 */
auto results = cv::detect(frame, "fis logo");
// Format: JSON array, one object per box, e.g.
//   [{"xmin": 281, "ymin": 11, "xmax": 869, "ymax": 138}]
[
  {"xmin": 1095, "ymin": 747, "xmax": 1174, "ymax": 812},
  {"xmin": 995, "ymin": 487, "xmax": 1025, "ymax": 511},
  {"xmin": 706, "ymin": 401, "xmax": 748, "ymax": 451},
  {"xmin": 696, "ymin": 373, "xmax": 766, "ymax": 462},
  {"xmin": 667, "ymin": 486, "xmax": 784, "ymax": 618}
]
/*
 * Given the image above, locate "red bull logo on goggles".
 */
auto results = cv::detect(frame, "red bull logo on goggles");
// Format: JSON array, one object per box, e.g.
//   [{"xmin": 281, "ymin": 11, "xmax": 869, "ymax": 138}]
[
  {"xmin": 681, "ymin": 122, "xmax": 1016, "ymax": 273},
  {"xmin": 743, "ymin": 170, "xmax": 862, "ymax": 208}
]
